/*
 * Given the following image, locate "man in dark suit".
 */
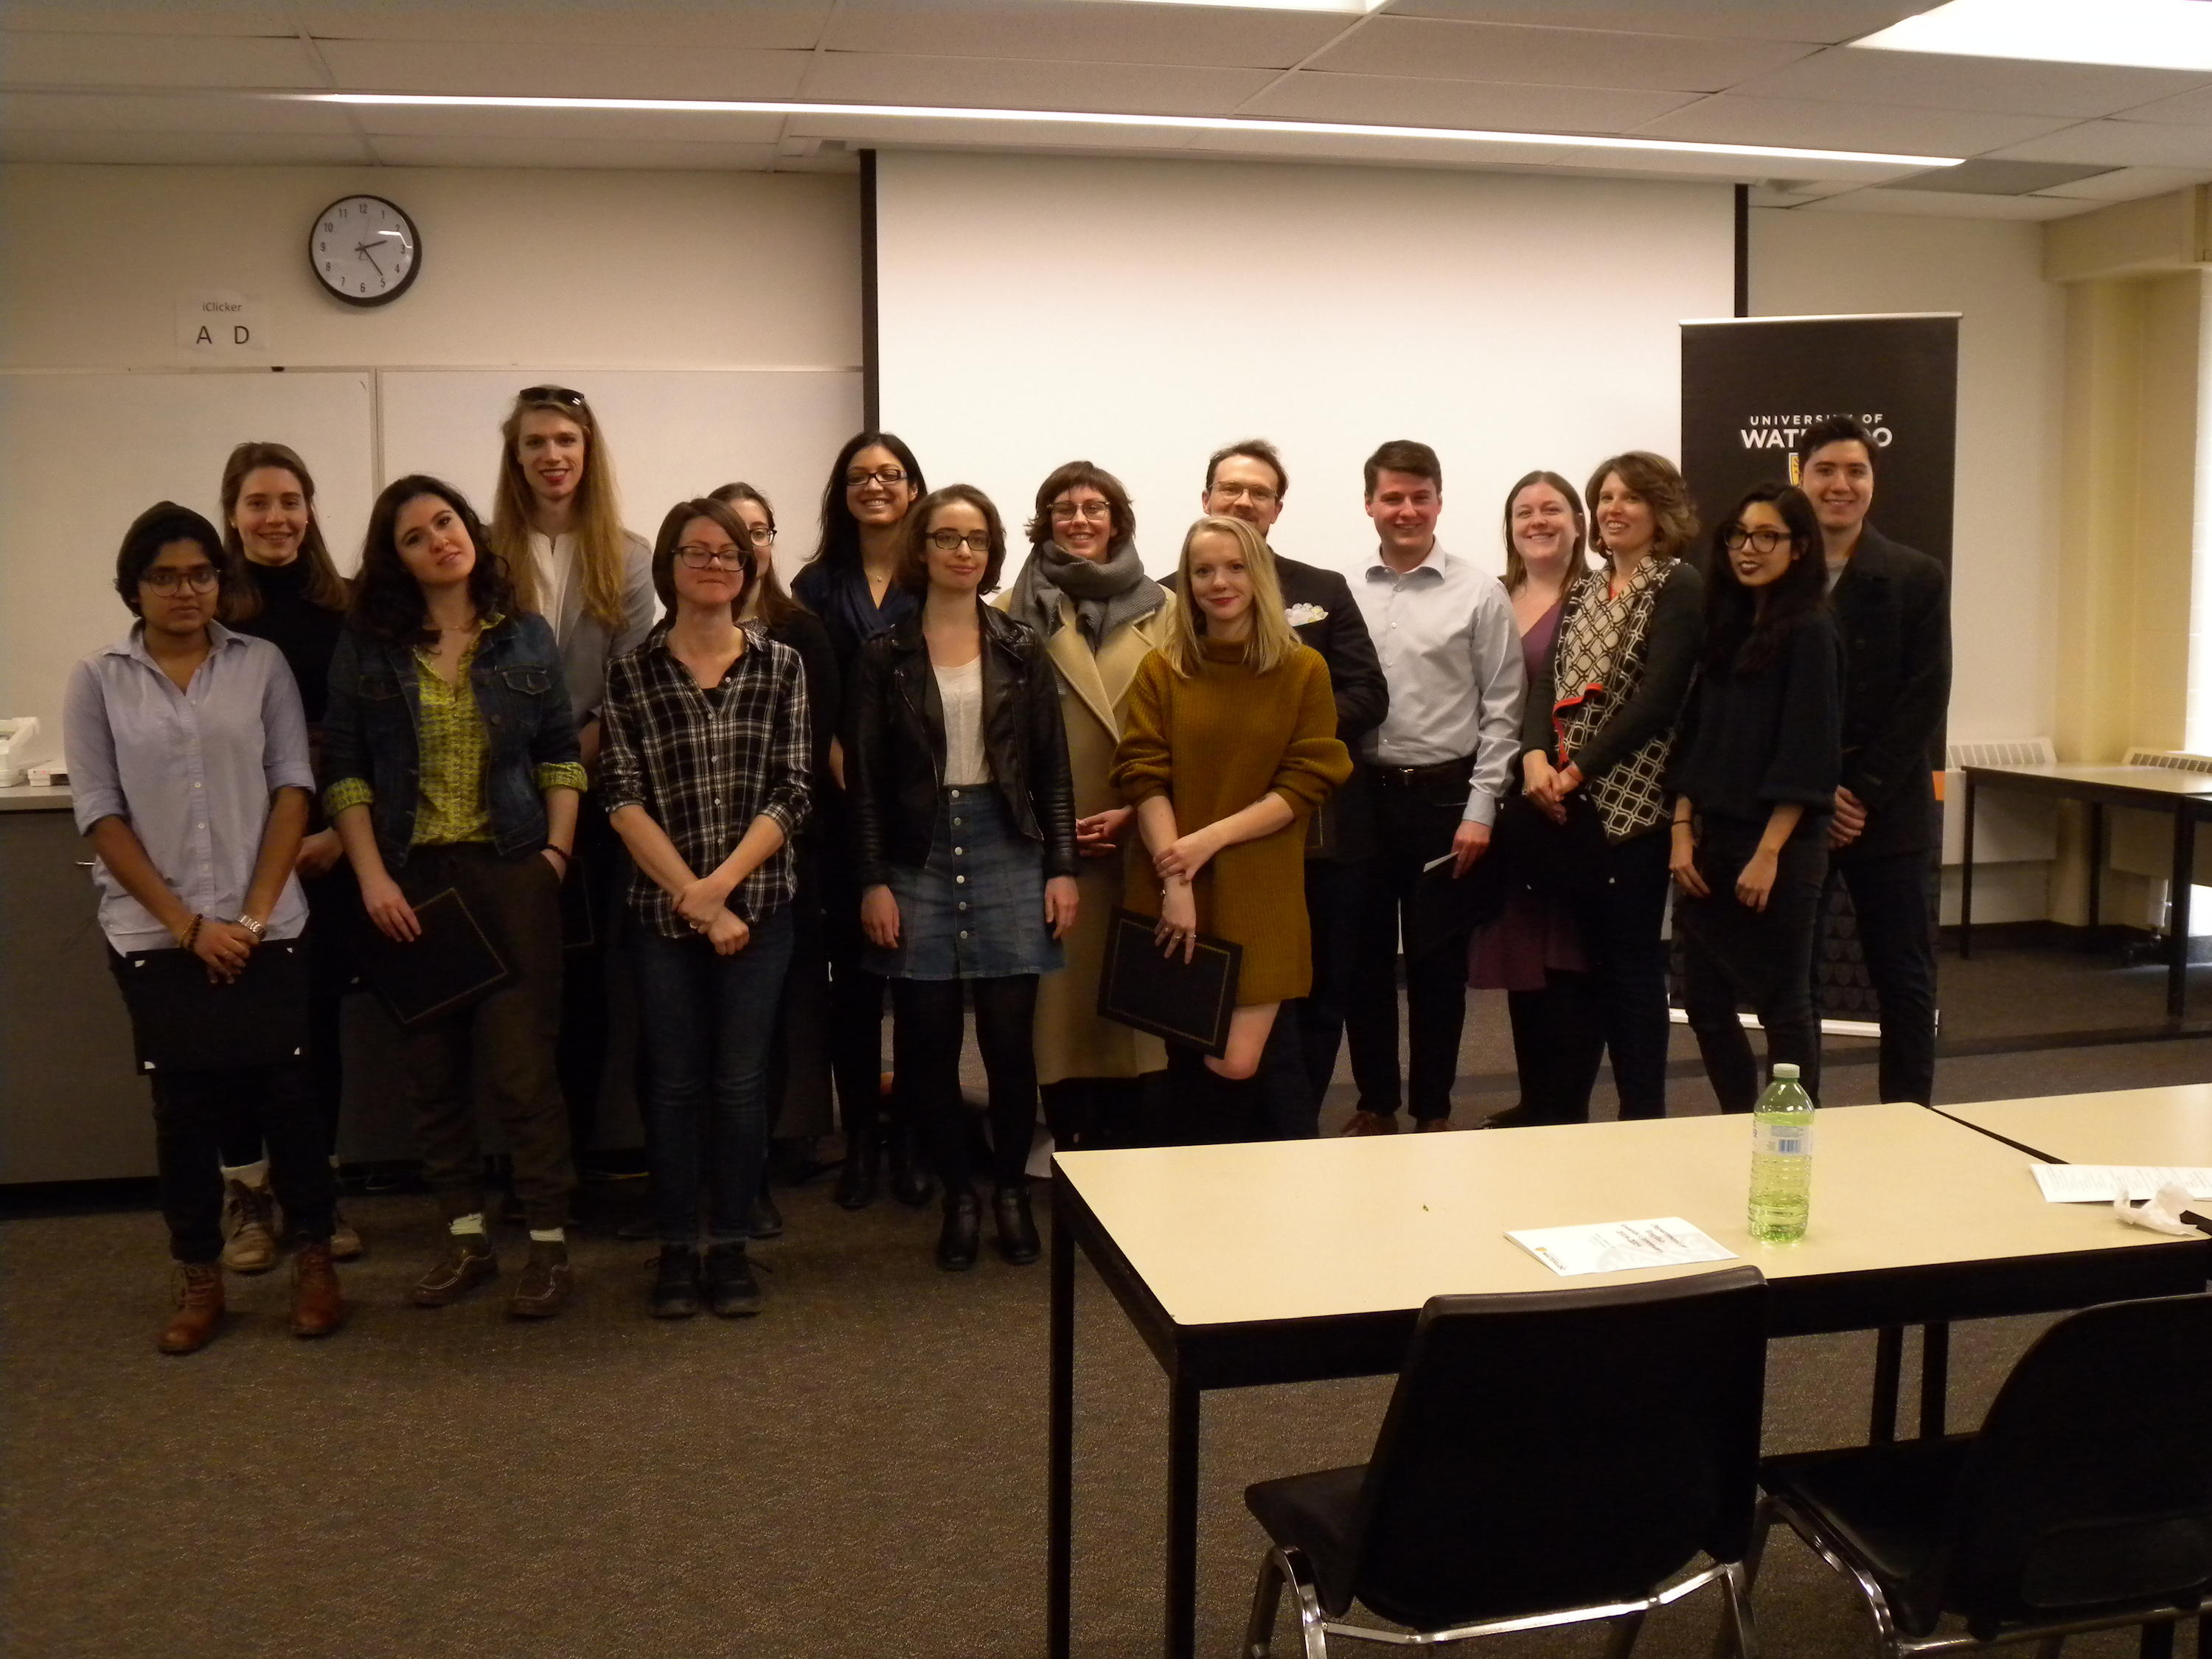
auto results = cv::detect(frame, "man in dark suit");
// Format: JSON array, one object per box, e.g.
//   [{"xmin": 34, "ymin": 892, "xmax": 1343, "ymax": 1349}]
[
  {"xmin": 1802, "ymin": 415, "xmax": 1951, "ymax": 1107},
  {"xmin": 1195, "ymin": 439, "xmax": 1388, "ymax": 1127}
]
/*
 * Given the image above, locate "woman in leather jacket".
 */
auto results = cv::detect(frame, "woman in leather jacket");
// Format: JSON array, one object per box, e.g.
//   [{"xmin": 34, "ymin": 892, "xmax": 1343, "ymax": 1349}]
[{"xmin": 847, "ymin": 484, "xmax": 1079, "ymax": 1270}]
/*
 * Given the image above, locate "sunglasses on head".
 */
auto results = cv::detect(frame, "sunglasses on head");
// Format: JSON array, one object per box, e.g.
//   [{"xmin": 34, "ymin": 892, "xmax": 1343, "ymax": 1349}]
[{"xmin": 517, "ymin": 385, "xmax": 588, "ymax": 409}]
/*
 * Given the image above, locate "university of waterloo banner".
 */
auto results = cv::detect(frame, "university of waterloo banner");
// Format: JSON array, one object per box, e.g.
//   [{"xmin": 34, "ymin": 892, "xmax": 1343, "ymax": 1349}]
[{"xmin": 1679, "ymin": 313, "xmax": 1959, "ymax": 1028}]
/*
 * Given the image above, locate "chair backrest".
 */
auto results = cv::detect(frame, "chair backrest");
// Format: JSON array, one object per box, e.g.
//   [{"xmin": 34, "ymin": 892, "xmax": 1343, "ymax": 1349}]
[
  {"xmin": 1935, "ymin": 1290, "xmax": 2212, "ymax": 1641},
  {"xmin": 1345, "ymin": 1265, "xmax": 1767, "ymax": 1631}
]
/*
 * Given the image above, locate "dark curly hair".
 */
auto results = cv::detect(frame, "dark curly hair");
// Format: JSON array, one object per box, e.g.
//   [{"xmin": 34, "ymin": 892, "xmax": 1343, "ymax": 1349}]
[{"xmin": 348, "ymin": 475, "xmax": 512, "ymax": 644}]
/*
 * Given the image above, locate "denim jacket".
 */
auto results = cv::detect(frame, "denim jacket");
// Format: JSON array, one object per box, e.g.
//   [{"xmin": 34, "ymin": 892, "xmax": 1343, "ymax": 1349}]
[{"xmin": 323, "ymin": 612, "xmax": 581, "ymax": 868}]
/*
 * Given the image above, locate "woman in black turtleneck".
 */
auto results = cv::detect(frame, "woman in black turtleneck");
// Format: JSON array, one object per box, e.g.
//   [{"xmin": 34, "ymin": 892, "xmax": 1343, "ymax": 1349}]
[{"xmin": 215, "ymin": 441, "xmax": 362, "ymax": 1262}]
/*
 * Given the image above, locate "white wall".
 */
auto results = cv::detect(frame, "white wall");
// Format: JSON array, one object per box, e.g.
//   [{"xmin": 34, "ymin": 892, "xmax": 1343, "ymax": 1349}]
[
  {"xmin": 0, "ymin": 163, "xmax": 862, "ymax": 761},
  {"xmin": 877, "ymin": 151, "xmax": 1735, "ymax": 584}
]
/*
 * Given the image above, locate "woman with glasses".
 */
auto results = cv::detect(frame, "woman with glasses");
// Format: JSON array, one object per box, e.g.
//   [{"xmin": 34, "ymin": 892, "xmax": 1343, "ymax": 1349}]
[
  {"xmin": 212, "ymin": 441, "xmax": 364, "ymax": 1266},
  {"xmin": 793, "ymin": 434, "xmax": 932, "ymax": 1212},
  {"xmin": 848, "ymin": 485, "xmax": 1078, "ymax": 1270},
  {"xmin": 324, "ymin": 476, "xmax": 587, "ymax": 1318},
  {"xmin": 488, "ymin": 384, "xmax": 657, "ymax": 1204},
  {"xmin": 64, "ymin": 503, "xmax": 343, "ymax": 1352},
  {"xmin": 600, "ymin": 499, "xmax": 810, "ymax": 1316},
  {"xmin": 1517, "ymin": 452, "xmax": 1703, "ymax": 1121},
  {"xmin": 1669, "ymin": 483, "xmax": 1840, "ymax": 1113},
  {"xmin": 995, "ymin": 462, "xmax": 1173, "ymax": 1152}
]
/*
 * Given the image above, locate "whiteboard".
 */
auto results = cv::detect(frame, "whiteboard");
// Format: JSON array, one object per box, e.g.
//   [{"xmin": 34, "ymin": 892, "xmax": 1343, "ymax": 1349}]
[
  {"xmin": 377, "ymin": 368, "xmax": 863, "ymax": 594},
  {"xmin": 0, "ymin": 369, "xmax": 376, "ymax": 762}
]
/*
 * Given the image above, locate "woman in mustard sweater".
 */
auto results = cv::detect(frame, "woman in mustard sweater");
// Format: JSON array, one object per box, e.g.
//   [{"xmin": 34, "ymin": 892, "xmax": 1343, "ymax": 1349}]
[{"xmin": 1112, "ymin": 515, "xmax": 1350, "ymax": 1140}]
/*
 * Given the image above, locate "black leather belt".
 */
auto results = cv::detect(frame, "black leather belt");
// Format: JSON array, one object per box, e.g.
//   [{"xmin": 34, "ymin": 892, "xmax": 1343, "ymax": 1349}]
[{"xmin": 1372, "ymin": 754, "xmax": 1475, "ymax": 790}]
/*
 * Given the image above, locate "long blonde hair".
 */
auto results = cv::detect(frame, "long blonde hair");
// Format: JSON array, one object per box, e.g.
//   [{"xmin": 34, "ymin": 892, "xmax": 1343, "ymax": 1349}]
[
  {"xmin": 1162, "ymin": 515, "xmax": 1294, "ymax": 678},
  {"xmin": 490, "ymin": 387, "xmax": 629, "ymax": 629}
]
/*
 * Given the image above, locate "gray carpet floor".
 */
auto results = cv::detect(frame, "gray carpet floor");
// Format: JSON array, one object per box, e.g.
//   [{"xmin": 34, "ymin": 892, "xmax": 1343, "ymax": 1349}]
[{"xmin": 4, "ymin": 938, "xmax": 2208, "ymax": 1659}]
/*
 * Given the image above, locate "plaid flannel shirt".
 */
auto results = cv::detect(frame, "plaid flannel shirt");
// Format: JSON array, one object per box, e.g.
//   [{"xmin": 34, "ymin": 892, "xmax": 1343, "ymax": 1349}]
[{"xmin": 598, "ymin": 622, "xmax": 812, "ymax": 938}]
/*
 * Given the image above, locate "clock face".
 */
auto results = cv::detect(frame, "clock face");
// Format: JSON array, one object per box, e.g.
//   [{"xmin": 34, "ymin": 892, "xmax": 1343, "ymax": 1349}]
[{"xmin": 309, "ymin": 195, "xmax": 420, "ymax": 307}]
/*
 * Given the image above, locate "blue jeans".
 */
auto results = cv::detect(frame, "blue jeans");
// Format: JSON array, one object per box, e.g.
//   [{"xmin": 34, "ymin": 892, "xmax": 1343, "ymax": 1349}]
[{"xmin": 633, "ymin": 907, "xmax": 796, "ymax": 1245}]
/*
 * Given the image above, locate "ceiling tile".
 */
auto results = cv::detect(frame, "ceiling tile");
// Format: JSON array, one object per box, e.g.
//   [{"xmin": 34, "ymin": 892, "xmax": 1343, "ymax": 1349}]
[
  {"xmin": 1984, "ymin": 121, "xmax": 2212, "ymax": 169},
  {"xmin": 1883, "ymin": 158, "xmax": 2112, "ymax": 195},
  {"xmin": 1801, "ymin": 185, "xmax": 2090, "ymax": 219},
  {"xmin": 347, "ymin": 102, "xmax": 785, "ymax": 144},
  {"xmin": 1377, "ymin": 1, "xmax": 1935, "ymax": 46},
  {"xmin": 800, "ymin": 52, "xmax": 1274, "ymax": 117},
  {"xmin": 822, "ymin": 0, "xmax": 1349, "ymax": 69},
  {"xmin": 2031, "ymin": 164, "xmax": 2212, "ymax": 201},
  {"xmin": 0, "ymin": 89, "xmax": 358, "ymax": 132},
  {"xmin": 0, "ymin": 2, "xmax": 291, "ymax": 34},
  {"xmin": 316, "ymin": 38, "xmax": 812, "ymax": 100},
  {"xmin": 364, "ymin": 133, "xmax": 782, "ymax": 170},
  {"xmin": 0, "ymin": 29, "xmax": 327, "ymax": 88},
  {"xmin": 1745, "ymin": 179, "xmax": 1865, "ymax": 205},
  {"xmin": 1726, "ymin": 45, "xmax": 2211, "ymax": 119},
  {"xmin": 2113, "ymin": 85, "xmax": 2212, "ymax": 126},
  {"xmin": 1181, "ymin": 123, "xmax": 1573, "ymax": 168},
  {"xmin": 785, "ymin": 110, "xmax": 1200, "ymax": 156},
  {"xmin": 1307, "ymin": 18, "xmax": 1815, "ymax": 92},
  {"xmin": 1542, "ymin": 142, "xmax": 1912, "ymax": 184},
  {"xmin": 1632, "ymin": 94, "xmax": 2073, "ymax": 157},
  {"xmin": 0, "ymin": 128, "xmax": 372, "ymax": 163},
  {"xmin": 290, "ymin": 0, "xmax": 834, "ymax": 50},
  {"xmin": 1240, "ymin": 71, "xmax": 1698, "ymax": 133}
]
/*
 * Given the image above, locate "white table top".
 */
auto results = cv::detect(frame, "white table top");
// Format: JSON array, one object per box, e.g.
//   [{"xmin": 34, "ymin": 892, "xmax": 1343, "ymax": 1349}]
[
  {"xmin": 1938, "ymin": 1086, "xmax": 2212, "ymax": 1170},
  {"xmin": 1055, "ymin": 1102, "xmax": 2191, "ymax": 1329},
  {"xmin": 1966, "ymin": 763, "xmax": 2212, "ymax": 798}
]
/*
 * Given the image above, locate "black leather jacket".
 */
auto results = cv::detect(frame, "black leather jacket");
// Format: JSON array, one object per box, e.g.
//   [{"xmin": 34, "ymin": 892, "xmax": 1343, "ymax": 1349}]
[{"xmin": 846, "ymin": 602, "xmax": 1078, "ymax": 888}]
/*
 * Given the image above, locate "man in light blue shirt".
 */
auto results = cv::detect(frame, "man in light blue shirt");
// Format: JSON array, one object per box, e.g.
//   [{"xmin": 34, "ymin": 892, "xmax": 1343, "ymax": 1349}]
[{"xmin": 1342, "ymin": 440, "xmax": 1523, "ymax": 1133}]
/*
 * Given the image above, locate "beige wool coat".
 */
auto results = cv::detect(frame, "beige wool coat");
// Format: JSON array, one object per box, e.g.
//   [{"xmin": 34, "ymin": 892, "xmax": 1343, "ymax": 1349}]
[{"xmin": 995, "ymin": 587, "xmax": 1174, "ymax": 1085}]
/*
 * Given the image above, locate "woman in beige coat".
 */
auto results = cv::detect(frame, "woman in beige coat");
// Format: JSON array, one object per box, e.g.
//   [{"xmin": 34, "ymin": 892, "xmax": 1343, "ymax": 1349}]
[{"xmin": 997, "ymin": 462, "xmax": 1173, "ymax": 1151}]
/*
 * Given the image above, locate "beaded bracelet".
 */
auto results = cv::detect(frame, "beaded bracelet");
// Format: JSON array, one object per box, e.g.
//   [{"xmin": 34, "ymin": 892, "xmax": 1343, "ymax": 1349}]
[{"xmin": 178, "ymin": 915, "xmax": 203, "ymax": 952}]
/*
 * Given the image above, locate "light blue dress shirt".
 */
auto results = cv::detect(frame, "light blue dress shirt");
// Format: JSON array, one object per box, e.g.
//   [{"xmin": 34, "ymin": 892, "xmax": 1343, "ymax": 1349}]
[{"xmin": 64, "ymin": 622, "xmax": 315, "ymax": 951}]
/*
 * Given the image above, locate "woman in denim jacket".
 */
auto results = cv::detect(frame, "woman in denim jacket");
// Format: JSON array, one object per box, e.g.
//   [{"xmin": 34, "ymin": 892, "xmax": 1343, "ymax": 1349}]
[{"xmin": 323, "ymin": 475, "xmax": 588, "ymax": 1319}]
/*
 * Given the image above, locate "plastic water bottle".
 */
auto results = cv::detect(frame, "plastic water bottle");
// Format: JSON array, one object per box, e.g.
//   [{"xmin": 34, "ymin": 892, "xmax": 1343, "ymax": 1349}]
[{"xmin": 1747, "ymin": 1063, "xmax": 1815, "ymax": 1243}]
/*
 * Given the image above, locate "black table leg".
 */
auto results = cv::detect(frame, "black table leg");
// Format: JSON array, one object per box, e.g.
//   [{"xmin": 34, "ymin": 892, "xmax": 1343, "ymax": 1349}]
[
  {"xmin": 2171, "ymin": 805, "xmax": 2197, "ymax": 1021},
  {"xmin": 1959, "ymin": 773, "xmax": 1977, "ymax": 959},
  {"xmin": 1166, "ymin": 1368, "xmax": 1201, "ymax": 1659},
  {"xmin": 1048, "ymin": 1187, "xmax": 1075, "ymax": 1659},
  {"xmin": 1919, "ymin": 1322, "xmax": 1950, "ymax": 1439},
  {"xmin": 1870, "ymin": 1324, "xmax": 1903, "ymax": 1444},
  {"xmin": 2087, "ymin": 801, "xmax": 2106, "ymax": 934}
]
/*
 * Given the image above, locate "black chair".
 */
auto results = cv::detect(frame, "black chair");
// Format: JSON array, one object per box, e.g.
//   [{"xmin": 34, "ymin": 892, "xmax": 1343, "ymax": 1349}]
[
  {"xmin": 1241, "ymin": 1266, "xmax": 1768, "ymax": 1658},
  {"xmin": 1756, "ymin": 1290, "xmax": 2212, "ymax": 1658}
]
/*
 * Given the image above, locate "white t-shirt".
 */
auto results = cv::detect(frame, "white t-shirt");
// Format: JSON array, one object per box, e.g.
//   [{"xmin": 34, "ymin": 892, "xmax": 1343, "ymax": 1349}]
[
  {"xmin": 936, "ymin": 655, "xmax": 988, "ymax": 787},
  {"xmin": 529, "ymin": 529, "xmax": 577, "ymax": 640}
]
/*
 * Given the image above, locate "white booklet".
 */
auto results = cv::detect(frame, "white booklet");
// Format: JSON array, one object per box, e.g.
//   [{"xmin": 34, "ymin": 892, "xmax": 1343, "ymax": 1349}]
[
  {"xmin": 1506, "ymin": 1217, "xmax": 1738, "ymax": 1277},
  {"xmin": 2031, "ymin": 1164, "xmax": 2212, "ymax": 1203}
]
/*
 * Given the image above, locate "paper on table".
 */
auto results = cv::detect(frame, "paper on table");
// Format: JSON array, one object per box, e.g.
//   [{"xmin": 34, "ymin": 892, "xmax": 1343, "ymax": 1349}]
[
  {"xmin": 1506, "ymin": 1217, "xmax": 1738, "ymax": 1278},
  {"xmin": 2031, "ymin": 1164, "xmax": 2212, "ymax": 1203}
]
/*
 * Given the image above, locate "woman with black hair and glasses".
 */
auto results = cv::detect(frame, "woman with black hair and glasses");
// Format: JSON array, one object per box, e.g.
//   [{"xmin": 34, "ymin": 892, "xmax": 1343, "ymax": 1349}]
[
  {"xmin": 323, "ymin": 476, "xmax": 587, "ymax": 1318},
  {"xmin": 64, "ymin": 503, "xmax": 343, "ymax": 1353},
  {"xmin": 1669, "ymin": 482, "xmax": 1840, "ymax": 1113},
  {"xmin": 792, "ymin": 433, "xmax": 932, "ymax": 1212}
]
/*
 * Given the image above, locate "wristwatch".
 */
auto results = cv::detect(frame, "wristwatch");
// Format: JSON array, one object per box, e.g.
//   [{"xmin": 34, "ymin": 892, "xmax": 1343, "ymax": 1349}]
[{"xmin": 236, "ymin": 913, "xmax": 267, "ymax": 941}]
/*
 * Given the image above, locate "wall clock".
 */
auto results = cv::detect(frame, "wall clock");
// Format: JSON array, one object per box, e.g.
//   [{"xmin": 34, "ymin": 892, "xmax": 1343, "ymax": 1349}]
[{"xmin": 308, "ymin": 194, "xmax": 421, "ymax": 307}]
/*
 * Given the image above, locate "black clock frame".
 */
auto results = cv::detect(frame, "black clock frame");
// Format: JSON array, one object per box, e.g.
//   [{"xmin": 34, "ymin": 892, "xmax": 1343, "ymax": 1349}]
[{"xmin": 308, "ymin": 194, "xmax": 422, "ymax": 309}]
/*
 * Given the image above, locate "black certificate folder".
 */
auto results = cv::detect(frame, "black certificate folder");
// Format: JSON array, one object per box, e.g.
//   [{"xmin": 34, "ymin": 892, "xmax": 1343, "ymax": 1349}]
[
  {"xmin": 1097, "ymin": 905, "xmax": 1242, "ymax": 1058},
  {"xmin": 355, "ymin": 887, "xmax": 512, "ymax": 1028}
]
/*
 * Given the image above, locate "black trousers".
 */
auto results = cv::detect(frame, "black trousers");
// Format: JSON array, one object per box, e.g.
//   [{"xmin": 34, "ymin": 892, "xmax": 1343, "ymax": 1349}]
[
  {"xmin": 1559, "ymin": 826, "xmax": 1674, "ymax": 1120},
  {"xmin": 764, "ymin": 835, "xmax": 838, "ymax": 1141},
  {"xmin": 1678, "ymin": 817, "xmax": 1828, "ymax": 1114},
  {"xmin": 1504, "ymin": 973, "xmax": 1606, "ymax": 1126},
  {"xmin": 1346, "ymin": 784, "xmax": 1475, "ymax": 1123},
  {"xmin": 218, "ymin": 866, "xmax": 357, "ymax": 1169},
  {"xmin": 1827, "ymin": 849, "xmax": 1940, "ymax": 1107},
  {"xmin": 555, "ymin": 802, "xmax": 632, "ymax": 1166},
  {"xmin": 1039, "ymin": 1077, "xmax": 1144, "ymax": 1153},
  {"xmin": 819, "ymin": 828, "xmax": 897, "ymax": 1149},
  {"xmin": 1293, "ymin": 855, "xmax": 1364, "ymax": 1102},
  {"xmin": 892, "ymin": 975, "xmax": 1038, "ymax": 1193}
]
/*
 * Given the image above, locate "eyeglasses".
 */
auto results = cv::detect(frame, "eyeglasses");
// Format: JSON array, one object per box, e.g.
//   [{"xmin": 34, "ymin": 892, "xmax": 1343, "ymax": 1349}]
[
  {"xmin": 1049, "ymin": 501, "xmax": 1111, "ymax": 522},
  {"xmin": 1722, "ymin": 526, "xmax": 1790, "ymax": 554},
  {"xmin": 143, "ymin": 566, "xmax": 220, "ymax": 594},
  {"xmin": 744, "ymin": 525, "xmax": 776, "ymax": 549},
  {"xmin": 928, "ymin": 529, "xmax": 992, "ymax": 553},
  {"xmin": 675, "ymin": 544, "xmax": 747, "ymax": 570},
  {"xmin": 846, "ymin": 467, "xmax": 909, "ymax": 488},
  {"xmin": 1210, "ymin": 483, "xmax": 1279, "ymax": 507},
  {"xmin": 518, "ymin": 385, "xmax": 588, "ymax": 408}
]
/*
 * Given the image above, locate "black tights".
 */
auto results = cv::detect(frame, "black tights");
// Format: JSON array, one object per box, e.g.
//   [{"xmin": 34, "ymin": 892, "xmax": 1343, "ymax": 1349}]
[{"xmin": 891, "ymin": 975, "xmax": 1040, "ymax": 1194}]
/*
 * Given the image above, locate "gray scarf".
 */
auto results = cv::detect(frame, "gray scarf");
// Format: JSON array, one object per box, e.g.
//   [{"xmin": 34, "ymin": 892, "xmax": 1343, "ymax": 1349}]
[{"xmin": 1006, "ymin": 537, "xmax": 1164, "ymax": 650}]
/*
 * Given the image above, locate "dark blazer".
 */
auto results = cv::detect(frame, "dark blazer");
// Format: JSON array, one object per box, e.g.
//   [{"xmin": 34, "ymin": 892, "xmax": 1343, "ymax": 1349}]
[
  {"xmin": 1167, "ymin": 552, "xmax": 1388, "ymax": 863},
  {"xmin": 847, "ymin": 602, "xmax": 1077, "ymax": 888},
  {"xmin": 1829, "ymin": 525, "xmax": 1950, "ymax": 860}
]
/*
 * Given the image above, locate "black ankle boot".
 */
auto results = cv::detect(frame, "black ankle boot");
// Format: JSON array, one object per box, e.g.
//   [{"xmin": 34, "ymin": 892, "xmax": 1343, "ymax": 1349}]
[
  {"xmin": 834, "ymin": 1125, "xmax": 880, "ymax": 1211},
  {"xmin": 936, "ymin": 1189, "xmax": 981, "ymax": 1272},
  {"xmin": 649, "ymin": 1245, "xmax": 700, "ymax": 1318},
  {"xmin": 888, "ymin": 1122, "xmax": 935, "ymax": 1208},
  {"xmin": 702, "ymin": 1241, "xmax": 762, "ymax": 1318},
  {"xmin": 992, "ymin": 1183, "xmax": 1040, "ymax": 1266}
]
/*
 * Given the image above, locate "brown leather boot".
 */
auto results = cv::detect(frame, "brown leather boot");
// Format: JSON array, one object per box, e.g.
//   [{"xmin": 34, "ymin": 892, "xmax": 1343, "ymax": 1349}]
[
  {"xmin": 291, "ymin": 1241, "xmax": 347, "ymax": 1338},
  {"xmin": 158, "ymin": 1262, "xmax": 226, "ymax": 1355}
]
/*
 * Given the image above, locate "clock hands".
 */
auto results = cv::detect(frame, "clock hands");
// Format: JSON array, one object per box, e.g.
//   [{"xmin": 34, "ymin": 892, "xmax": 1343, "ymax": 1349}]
[{"xmin": 355, "ymin": 243, "xmax": 386, "ymax": 279}]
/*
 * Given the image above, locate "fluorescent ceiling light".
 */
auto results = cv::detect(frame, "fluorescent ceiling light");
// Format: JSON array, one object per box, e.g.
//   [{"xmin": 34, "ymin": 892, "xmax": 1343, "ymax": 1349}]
[
  {"xmin": 300, "ymin": 94, "xmax": 1963, "ymax": 170},
  {"xmin": 1116, "ymin": 0, "xmax": 1385, "ymax": 10},
  {"xmin": 1853, "ymin": 0, "xmax": 2212, "ymax": 72}
]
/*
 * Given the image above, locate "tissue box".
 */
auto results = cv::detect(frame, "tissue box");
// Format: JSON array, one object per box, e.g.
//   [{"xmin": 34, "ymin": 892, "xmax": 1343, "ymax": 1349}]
[{"xmin": 27, "ymin": 762, "xmax": 66, "ymax": 789}]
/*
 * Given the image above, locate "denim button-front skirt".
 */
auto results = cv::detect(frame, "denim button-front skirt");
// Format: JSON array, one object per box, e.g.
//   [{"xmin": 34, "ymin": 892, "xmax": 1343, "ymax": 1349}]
[{"xmin": 866, "ymin": 785, "xmax": 1065, "ymax": 981}]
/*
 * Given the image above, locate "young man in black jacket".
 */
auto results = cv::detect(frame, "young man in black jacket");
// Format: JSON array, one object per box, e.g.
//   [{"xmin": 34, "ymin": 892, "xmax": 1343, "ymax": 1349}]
[{"xmin": 1801, "ymin": 415, "xmax": 1952, "ymax": 1107}]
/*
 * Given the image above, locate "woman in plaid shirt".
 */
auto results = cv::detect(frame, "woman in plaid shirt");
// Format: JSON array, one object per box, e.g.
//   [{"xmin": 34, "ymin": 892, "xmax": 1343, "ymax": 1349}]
[{"xmin": 599, "ymin": 497, "xmax": 811, "ymax": 1319}]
